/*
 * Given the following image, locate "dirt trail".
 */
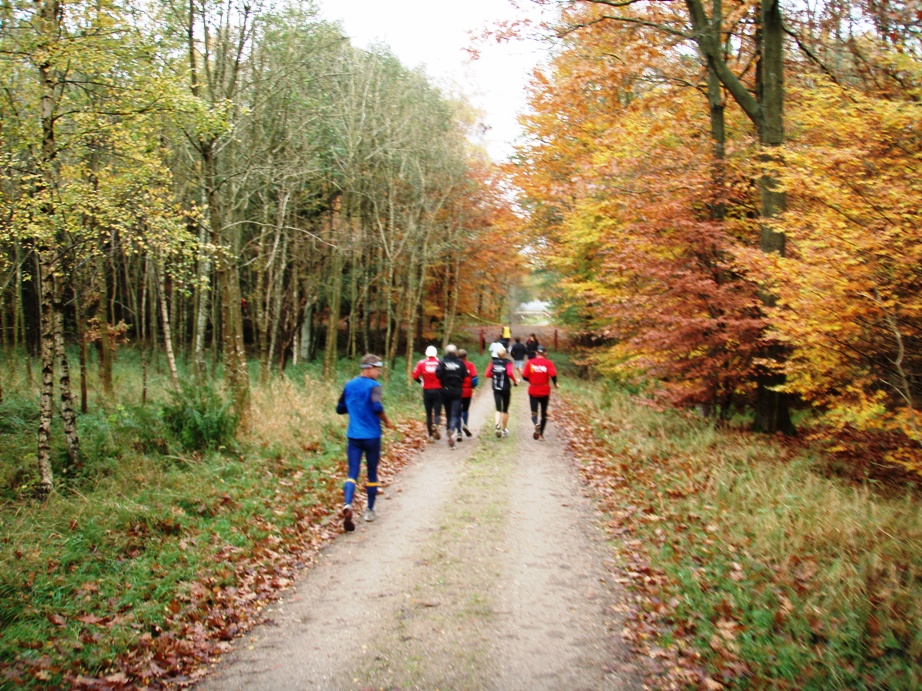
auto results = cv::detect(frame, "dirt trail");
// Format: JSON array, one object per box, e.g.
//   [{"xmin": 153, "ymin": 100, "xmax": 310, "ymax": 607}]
[{"xmin": 198, "ymin": 383, "xmax": 644, "ymax": 690}]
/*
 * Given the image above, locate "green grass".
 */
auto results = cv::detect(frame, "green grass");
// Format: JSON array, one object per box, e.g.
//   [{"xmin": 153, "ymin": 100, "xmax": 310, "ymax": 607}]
[
  {"xmin": 558, "ymin": 377, "xmax": 922, "ymax": 689},
  {"xmin": 0, "ymin": 346, "xmax": 422, "ymax": 688}
]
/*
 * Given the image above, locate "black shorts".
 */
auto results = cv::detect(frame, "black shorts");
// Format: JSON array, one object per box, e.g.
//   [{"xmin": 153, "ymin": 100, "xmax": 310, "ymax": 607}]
[{"xmin": 493, "ymin": 389, "xmax": 511, "ymax": 413}]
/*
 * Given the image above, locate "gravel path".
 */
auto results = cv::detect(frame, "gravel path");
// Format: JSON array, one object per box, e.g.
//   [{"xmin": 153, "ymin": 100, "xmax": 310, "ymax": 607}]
[{"xmin": 198, "ymin": 385, "xmax": 644, "ymax": 690}]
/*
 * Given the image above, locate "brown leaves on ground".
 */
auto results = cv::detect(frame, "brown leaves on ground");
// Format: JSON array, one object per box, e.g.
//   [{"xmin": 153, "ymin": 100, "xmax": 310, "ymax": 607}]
[
  {"xmin": 556, "ymin": 399, "xmax": 726, "ymax": 690},
  {"xmin": 15, "ymin": 420, "xmax": 429, "ymax": 690}
]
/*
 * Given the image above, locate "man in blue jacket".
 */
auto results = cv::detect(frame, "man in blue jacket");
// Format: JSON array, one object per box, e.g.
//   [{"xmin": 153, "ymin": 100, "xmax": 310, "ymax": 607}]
[{"xmin": 336, "ymin": 353, "xmax": 391, "ymax": 531}]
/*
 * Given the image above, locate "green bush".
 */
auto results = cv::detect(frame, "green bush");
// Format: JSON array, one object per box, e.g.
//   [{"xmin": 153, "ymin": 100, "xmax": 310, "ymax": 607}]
[{"xmin": 161, "ymin": 382, "xmax": 238, "ymax": 451}]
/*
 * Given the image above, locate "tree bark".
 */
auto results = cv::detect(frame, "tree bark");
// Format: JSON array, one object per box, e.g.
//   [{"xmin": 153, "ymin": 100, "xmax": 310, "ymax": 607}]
[
  {"xmin": 192, "ymin": 216, "xmax": 211, "ymax": 379},
  {"xmin": 53, "ymin": 284, "xmax": 80, "ymax": 471},
  {"xmin": 323, "ymin": 197, "xmax": 344, "ymax": 380},
  {"xmin": 156, "ymin": 261, "xmax": 180, "ymax": 390},
  {"xmin": 94, "ymin": 252, "xmax": 113, "ymax": 396},
  {"xmin": 37, "ymin": 252, "xmax": 56, "ymax": 497},
  {"xmin": 35, "ymin": 0, "xmax": 60, "ymax": 498}
]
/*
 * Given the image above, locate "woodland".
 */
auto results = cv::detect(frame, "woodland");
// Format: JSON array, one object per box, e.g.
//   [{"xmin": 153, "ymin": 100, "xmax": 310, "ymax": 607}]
[
  {"xmin": 511, "ymin": 0, "xmax": 922, "ymax": 473},
  {"xmin": 0, "ymin": 0, "xmax": 523, "ymax": 496},
  {"xmin": 1, "ymin": 0, "xmax": 921, "ymax": 687}
]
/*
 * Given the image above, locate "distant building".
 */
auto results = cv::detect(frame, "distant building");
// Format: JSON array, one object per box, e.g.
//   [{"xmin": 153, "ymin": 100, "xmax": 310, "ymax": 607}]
[{"xmin": 515, "ymin": 300, "xmax": 551, "ymax": 323}]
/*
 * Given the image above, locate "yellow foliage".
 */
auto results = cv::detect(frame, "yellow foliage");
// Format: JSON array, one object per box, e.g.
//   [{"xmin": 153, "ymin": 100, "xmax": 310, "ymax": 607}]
[{"xmin": 766, "ymin": 77, "xmax": 922, "ymax": 452}]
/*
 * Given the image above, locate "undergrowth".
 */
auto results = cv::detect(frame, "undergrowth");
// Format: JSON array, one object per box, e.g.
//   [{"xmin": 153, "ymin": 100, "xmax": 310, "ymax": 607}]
[
  {"xmin": 558, "ymin": 377, "xmax": 922, "ymax": 690},
  {"xmin": 0, "ymin": 347, "xmax": 421, "ymax": 688}
]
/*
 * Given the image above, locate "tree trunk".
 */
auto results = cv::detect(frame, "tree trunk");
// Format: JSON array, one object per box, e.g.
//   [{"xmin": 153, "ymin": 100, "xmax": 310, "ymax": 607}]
[
  {"xmin": 75, "ymin": 287, "xmax": 88, "ymax": 414},
  {"xmin": 706, "ymin": 0, "xmax": 726, "ymax": 222},
  {"xmin": 192, "ymin": 217, "xmax": 211, "ymax": 378},
  {"xmin": 157, "ymin": 261, "xmax": 180, "ymax": 390},
  {"xmin": 685, "ymin": 0, "xmax": 794, "ymax": 434},
  {"xmin": 203, "ymin": 142, "xmax": 249, "ymax": 413},
  {"xmin": 323, "ymin": 198, "xmax": 344, "ymax": 379},
  {"xmin": 749, "ymin": 0, "xmax": 794, "ymax": 435},
  {"xmin": 442, "ymin": 251, "xmax": 462, "ymax": 346},
  {"xmin": 94, "ymin": 252, "xmax": 113, "ymax": 395},
  {"xmin": 300, "ymin": 302, "xmax": 313, "ymax": 363},
  {"xmin": 35, "ymin": 0, "xmax": 60, "ymax": 498},
  {"xmin": 141, "ymin": 255, "xmax": 149, "ymax": 405},
  {"xmin": 54, "ymin": 284, "xmax": 80, "ymax": 471},
  {"xmin": 323, "ymin": 251, "xmax": 344, "ymax": 380},
  {"xmin": 267, "ymin": 232, "xmax": 288, "ymax": 375},
  {"xmin": 37, "ymin": 252, "xmax": 56, "ymax": 497}
]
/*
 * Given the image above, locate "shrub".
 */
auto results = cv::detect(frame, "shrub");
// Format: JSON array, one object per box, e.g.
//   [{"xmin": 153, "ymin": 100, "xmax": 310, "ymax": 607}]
[{"xmin": 161, "ymin": 382, "xmax": 238, "ymax": 451}]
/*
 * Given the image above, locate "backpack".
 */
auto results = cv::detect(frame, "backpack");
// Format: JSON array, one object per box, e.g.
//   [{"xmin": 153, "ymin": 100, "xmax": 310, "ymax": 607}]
[
  {"xmin": 441, "ymin": 359, "xmax": 464, "ymax": 390},
  {"xmin": 491, "ymin": 359, "xmax": 508, "ymax": 392}
]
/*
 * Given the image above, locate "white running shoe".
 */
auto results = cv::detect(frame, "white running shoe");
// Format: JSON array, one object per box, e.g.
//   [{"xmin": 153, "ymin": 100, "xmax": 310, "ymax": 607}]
[
  {"xmin": 364, "ymin": 509, "xmax": 376, "ymax": 522},
  {"xmin": 502, "ymin": 429, "xmax": 509, "ymax": 437}
]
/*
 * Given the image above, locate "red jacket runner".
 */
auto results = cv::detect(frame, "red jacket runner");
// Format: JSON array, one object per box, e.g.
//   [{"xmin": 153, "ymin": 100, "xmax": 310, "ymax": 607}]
[
  {"xmin": 461, "ymin": 360, "xmax": 478, "ymax": 398},
  {"xmin": 522, "ymin": 356, "xmax": 557, "ymax": 397},
  {"xmin": 412, "ymin": 356, "xmax": 442, "ymax": 390}
]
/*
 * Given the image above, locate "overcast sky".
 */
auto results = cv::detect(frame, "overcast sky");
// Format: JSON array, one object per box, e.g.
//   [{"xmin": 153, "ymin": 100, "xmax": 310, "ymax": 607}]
[{"xmin": 315, "ymin": 0, "xmax": 552, "ymax": 162}]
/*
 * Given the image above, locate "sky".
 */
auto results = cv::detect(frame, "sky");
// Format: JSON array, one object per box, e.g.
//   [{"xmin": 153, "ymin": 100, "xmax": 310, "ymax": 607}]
[{"xmin": 314, "ymin": 0, "xmax": 552, "ymax": 162}]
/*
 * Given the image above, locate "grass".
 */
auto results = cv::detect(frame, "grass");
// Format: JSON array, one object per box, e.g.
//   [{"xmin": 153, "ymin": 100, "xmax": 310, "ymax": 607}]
[
  {"xmin": 0, "ymin": 346, "xmax": 423, "ymax": 688},
  {"xmin": 556, "ymin": 374, "xmax": 922, "ymax": 689},
  {"xmin": 6, "ymin": 343, "xmax": 920, "ymax": 688}
]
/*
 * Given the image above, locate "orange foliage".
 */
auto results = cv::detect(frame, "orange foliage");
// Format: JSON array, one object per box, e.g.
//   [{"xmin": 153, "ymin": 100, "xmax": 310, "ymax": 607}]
[
  {"xmin": 424, "ymin": 158, "xmax": 526, "ymax": 333},
  {"xmin": 510, "ymin": 0, "xmax": 922, "ymax": 466},
  {"xmin": 510, "ymin": 4, "xmax": 766, "ymax": 414}
]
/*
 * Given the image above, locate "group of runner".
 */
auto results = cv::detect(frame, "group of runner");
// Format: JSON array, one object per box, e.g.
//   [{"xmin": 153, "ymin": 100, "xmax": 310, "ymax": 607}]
[
  {"xmin": 334, "ymin": 331, "xmax": 559, "ymax": 532},
  {"xmin": 410, "ymin": 344, "xmax": 477, "ymax": 449},
  {"xmin": 485, "ymin": 331, "xmax": 558, "ymax": 440}
]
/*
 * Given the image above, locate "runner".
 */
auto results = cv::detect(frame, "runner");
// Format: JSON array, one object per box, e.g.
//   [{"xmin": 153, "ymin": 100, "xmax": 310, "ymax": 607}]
[
  {"xmin": 485, "ymin": 346, "xmax": 518, "ymax": 438},
  {"xmin": 458, "ymin": 348, "xmax": 478, "ymax": 440},
  {"xmin": 412, "ymin": 345, "xmax": 443, "ymax": 441},
  {"xmin": 436, "ymin": 344, "xmax": 469, "ymax": 450},
  {"xmin": 510, "ymin": 337, "xmax": 527, "ymax": 375},
  {"xmin": 335, "ymin": 353, "xmax": 391, "ymax": 531},
  {"xmin": 525, "ymin": 333, "xmax": 540, "ymax": 360},
  {"xmin": 521, "ymin": 344, "xmax": 558, "ymax": 441},
  {"xmin": 488, "ymin": 334, "xmax": 505, "ymax": 358}
]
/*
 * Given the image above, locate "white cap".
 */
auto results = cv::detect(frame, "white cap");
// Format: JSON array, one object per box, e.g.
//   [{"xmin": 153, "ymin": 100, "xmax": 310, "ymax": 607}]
[{"xmin": 425, "ymin": 345, "xmax": 437, "ymax": 357}]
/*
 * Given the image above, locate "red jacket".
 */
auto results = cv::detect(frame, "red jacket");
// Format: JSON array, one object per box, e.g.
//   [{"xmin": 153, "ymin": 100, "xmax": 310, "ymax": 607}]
[
  {"xmin": 461, "ymin": 360, "xmax": 478, "ymax": 398},
  {"xmin": 522, "ymin": 356, "xmax": 557, "ymax": 397},
  {"xmin": 412, "ymin": 356, "xmax": 441, "ymax": 390}
]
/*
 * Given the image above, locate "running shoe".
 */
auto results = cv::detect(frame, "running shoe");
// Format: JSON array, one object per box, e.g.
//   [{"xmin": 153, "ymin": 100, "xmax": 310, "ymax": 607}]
[
  {"xmin": 533, "ymin": 423, "xmax": 541, "ymax": 440},
  {"xmin": 456, "ymin": 433, "xmax": 462, "ymax": 442},
  {"xmin": 538, "ymin": 434, "xmax": 545, "ymax": 441},
  {"xmin": 364, "ymin": 509, "xmax": 376, "ymax": 522},
  {"xmin": 463, "ymin": 424, "xmax": 472, "ymax": 437},
  {"xmin": 433, "ymin": 427, "xmax": 441, "ymax": 440},
  {"xmin": 342, "ymin": 503, "xmax": 355, "ymax": 532},
  {"xmin": 502, "ymin": 429, "xmax": 509, "ymax": 437},
  {"xmin": 448, "ymin": 435, "xmax": 456, "ymax": 449},
  {"xmin": 495, "ymin": 424, "xmax": 502, "ymax": 438}
]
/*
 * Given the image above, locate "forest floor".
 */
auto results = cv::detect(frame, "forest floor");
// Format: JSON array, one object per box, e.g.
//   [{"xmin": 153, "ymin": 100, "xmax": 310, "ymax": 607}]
[{"xmin": 196, "ymin": 382, "xmax": 648, "ymax": 690}]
